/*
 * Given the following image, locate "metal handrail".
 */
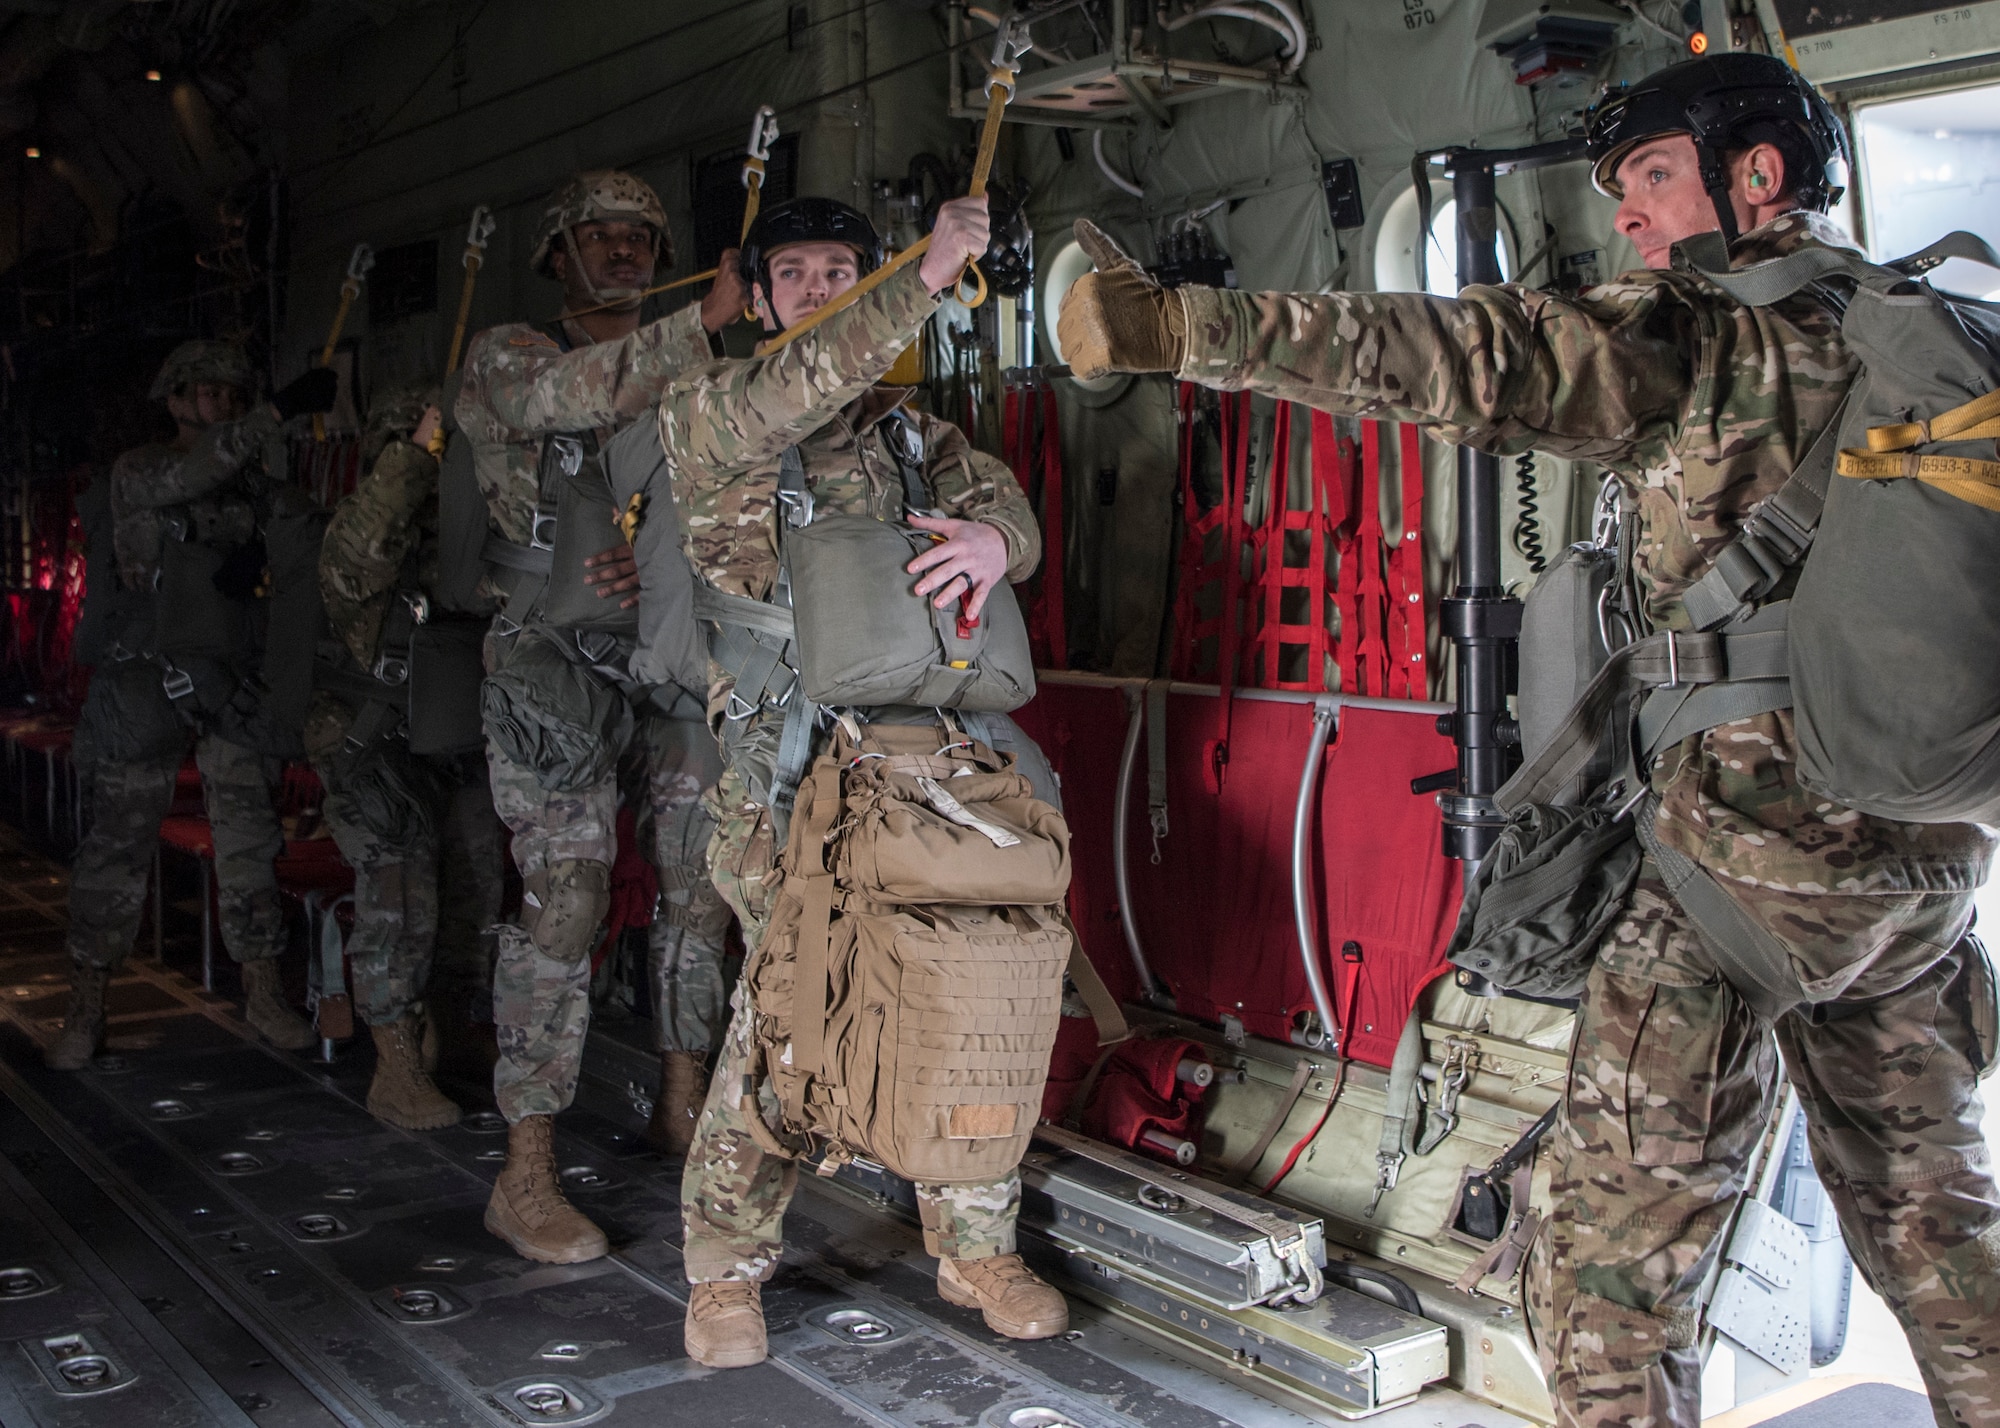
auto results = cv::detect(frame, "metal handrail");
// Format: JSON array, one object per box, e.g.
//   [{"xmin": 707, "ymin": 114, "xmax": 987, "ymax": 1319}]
[
  {"xmin": 1112, "ymin": 687, "xmax": 1168, "ymax": 1002},
  {"xmin": 1291, "ymin": 699, "xmax": 1339, "ymax": 1050}
]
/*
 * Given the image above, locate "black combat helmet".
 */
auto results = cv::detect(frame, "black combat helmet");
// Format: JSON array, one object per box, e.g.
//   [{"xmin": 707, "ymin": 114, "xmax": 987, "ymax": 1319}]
[
  {"xmin": 739, "ymin": 197, "xmax": 884, "ymax": 298},
  {"xmin": 1585, "ymin": 52, "xmax": 1850, "ymax": 242}
]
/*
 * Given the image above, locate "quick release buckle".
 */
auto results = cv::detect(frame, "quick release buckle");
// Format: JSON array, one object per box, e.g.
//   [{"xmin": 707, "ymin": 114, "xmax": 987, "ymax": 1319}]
[
  {"xmin": 549, "ymin": 434, "xmax": 586, "ymax": 480},
  {"xmin": 1367, "ymin": 1151, "xmax": 1403, "ymax": 1217},
  {"xmin": 401, "ymin": 591, "xmax": 431, "ymax": 625},
  {"xmin": 777, "ymin": 487, "xmax": 814, "ymax": 529},
  {"xmin": 529, "ymin": 505, "xmax": 559, "ymax": 552}
]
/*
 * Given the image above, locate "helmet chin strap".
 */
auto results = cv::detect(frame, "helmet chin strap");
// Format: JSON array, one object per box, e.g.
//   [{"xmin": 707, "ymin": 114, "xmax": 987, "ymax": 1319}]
[
  {"xmin": 561, "ymin": 227, "xmax": 646, "ymax": 314},
  {"xmin": 1694, "ymin": 139, "xmax": 1741, "ymax": 246}
]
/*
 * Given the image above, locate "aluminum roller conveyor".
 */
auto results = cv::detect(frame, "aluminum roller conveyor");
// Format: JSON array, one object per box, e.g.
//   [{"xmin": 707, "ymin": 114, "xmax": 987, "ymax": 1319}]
[{"xmin": 0, "ymin": 823, "xmax": 1531, "ymax": 1428}]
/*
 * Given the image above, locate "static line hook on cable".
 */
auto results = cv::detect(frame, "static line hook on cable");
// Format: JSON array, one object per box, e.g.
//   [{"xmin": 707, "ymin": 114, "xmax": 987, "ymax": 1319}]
[
  {"xmin": 563, "ymin": 102, "xmax": 780, "ymax": 325},
  {"xmin": 752, "ymin": 15, "xmax": 1030, "ymax": 357},
  {"xmin": 444, "ymin": 205, "xmax": 497, "ymax": 379},
  {"xmin": 314, "ymin": 241, "xmax": 374, "ymax": 441}
]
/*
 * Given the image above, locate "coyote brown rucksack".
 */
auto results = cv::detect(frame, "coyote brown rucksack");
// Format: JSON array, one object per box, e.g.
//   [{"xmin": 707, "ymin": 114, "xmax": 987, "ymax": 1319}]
[{"xmin": 741, "ymin": 719, "xmax": 1097, "ymax": 1183}]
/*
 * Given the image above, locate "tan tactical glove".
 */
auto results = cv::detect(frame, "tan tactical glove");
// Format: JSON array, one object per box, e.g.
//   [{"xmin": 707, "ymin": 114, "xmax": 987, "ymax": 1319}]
[{"xmin": 1057, "ymin": 220, "xmax": 1189, "ymax": 381}]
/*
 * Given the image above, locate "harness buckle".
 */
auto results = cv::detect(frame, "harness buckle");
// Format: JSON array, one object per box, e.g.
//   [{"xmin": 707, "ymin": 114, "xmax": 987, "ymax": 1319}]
[
  {"xmin": 401, "ymin": 591, "xmax": 431, "ymax": 625},
  {"xmin": 549, "ymin": 434, "xmax": 586, "ymax": 481},
  {"xmin": 1661, "ymin": 631, "xmax": 1681, "ymax": 689},
  {"xmin": 777, "ymin": 487, "xmax": 815, "ymax": 529},
  {"xmin": 1367, "ymin": 1151, "xmax": 1403, "ymax": 1216},
  {"xmin": 724, "ymin": 691, "xmax": 760, "ymax": 724},
  {"xmin": 529, "ymin": 506, "xmax": 559, "ymax": 552},
  {"xmin": 160, "ymin": 664, "xmax": 195, "ymax": 702},
  {"xmin": 373, "ymin": 652, "xmax": 409, "ymax": 687}
]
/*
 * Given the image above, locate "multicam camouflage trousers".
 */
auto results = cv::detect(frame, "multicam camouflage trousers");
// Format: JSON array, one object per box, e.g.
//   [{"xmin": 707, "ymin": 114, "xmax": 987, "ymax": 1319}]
[
  {"xmin": 307, "ymin": 703, "xmax": 503, "ymax": 1028},
  {"xmin": 68, "ymin": 735, "xmax": 285, "ymax": 970},
  {"xmin": 680, "ymin": 766, "xmax": 1018, "ymax": 1283},
  {"xmin": 1526, "ymin": 871, "xmax": 2000, "ymax": 1428},
  {"xmin": 488, "ymin": 710, "xmax": 728, "ymax": 1123}
]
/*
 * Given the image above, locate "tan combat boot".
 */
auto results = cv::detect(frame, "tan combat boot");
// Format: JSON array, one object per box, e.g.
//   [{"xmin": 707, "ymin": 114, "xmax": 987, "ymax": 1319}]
[
  {"xmin": 240, "ymin": 957, "xmax": 314, "ymax": 1051},
  {"xmin": 683, "ymin": 1281, "xmax": 767, "ymax": 1368},
  {"xmin": 365, "ymin": 1016, "xmax": 461, "ymax": 1131},
  {"xmin": 645, "ymin": 1051, "xmax": 705, "ymax": 1157},
  {"xmin": 45, "ymin": 965, "xmax": 110, "ymax": 1071},
  {"xmin": 484, "ymin": 1114, "xmax": 609, "ymax": 1263},
  {"xmin": 937, "ymin": 1254, "xmax": 1069, "ymax": 1339}
]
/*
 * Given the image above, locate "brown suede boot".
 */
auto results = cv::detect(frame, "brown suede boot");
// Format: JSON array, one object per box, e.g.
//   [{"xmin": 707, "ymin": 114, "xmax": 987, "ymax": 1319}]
[
  {"xmin": 239, "ymin": 957, "xmax": 313, "ymax": 1051},
  {"xmin": 484, "ymin": 1115, "xmax": 609, "ymax": 1264},
  {"xmin": 365, "ymin": 1016, "xmax": 461, "ymax": 1131},
  {"xmin": 683, "ymin": 1281, "xmax": 767, "ymax": 1368},
  {"xmin": 45, "ymin": 965, "xmax": 109, "ymax": 1071},
  {"xmin": 645, "ymin": 1051, "xmax": 706, "ymax": 1157},
  {"xmin": 937, "ymin": 1254, "xmax": 1069, "ymax": 1339}
]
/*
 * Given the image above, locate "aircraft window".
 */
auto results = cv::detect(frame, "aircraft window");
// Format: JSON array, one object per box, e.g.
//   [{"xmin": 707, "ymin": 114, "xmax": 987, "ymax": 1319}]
[
  {"xmin": 1372, "ymin": 181, "xmax": 1516, "ymax": 296},
  {"xmin": 1855, "ymin": 84, "xmax": 2000, "ymax": 296}
]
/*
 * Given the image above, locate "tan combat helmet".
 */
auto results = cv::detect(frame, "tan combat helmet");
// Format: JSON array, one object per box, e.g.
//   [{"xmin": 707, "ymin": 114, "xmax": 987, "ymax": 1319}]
[
  {"xmin": 148, "ymin": 339, "xmax": 254, "ymax": 401},
  {"xmin": 530, "ymin": 170, "xmax": 672, "ymax": 309}
]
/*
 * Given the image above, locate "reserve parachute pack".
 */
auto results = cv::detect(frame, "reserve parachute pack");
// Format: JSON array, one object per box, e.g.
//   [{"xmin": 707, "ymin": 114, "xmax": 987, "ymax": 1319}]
[
  {"xmin": 614, "ymin": 407, "xmax": 1035, "ymax": 828},
  {"xmin": 455, "ymin": 327, "xmax": 704, "ymax": 793},
  {"xmin": 741, "ymin": 715, "xmax": 1119, "ymax": 1184},
  {"xmin": 1455, "ymin": 229, "xmax": 2000, "ymax": 1018}
]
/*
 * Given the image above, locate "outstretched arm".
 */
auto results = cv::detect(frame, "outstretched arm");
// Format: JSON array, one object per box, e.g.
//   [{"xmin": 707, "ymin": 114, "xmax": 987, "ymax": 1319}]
[
  {"xmin": 121, "ymin": 408, "xmax": 280, "ymax": 509},
  {"xmin": 459, "ymin": 303, "xmax": 712, "ymax": 437},
  {"xmin": 1059, "ymin": 220, "xmax": 1700, "ymax": 467}
]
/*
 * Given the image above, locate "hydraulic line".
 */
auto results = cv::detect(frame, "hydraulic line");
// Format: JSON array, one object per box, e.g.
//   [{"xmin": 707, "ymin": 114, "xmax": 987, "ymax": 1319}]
[
  {"xmin": 1161, "ymin": 0, "xmax": 1305, "ymax": 71},
  {"xmin": 1092, "ymin": 129, "xmax": 1146, "ymax": 198}
]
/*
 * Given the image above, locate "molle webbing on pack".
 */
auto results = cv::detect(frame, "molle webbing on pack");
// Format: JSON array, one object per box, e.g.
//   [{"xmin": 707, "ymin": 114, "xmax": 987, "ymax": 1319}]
[{"xmin": 743, "ymin": 722, "xmax": 1087, "ymax": 1184}]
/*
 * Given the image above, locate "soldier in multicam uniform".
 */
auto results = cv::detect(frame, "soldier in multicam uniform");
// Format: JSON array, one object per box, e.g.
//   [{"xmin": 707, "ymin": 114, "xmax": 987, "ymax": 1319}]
[
  {"xmin": 50, "ymin": 341, "xmax": 338, "ymax": 1069},
  {"xmin": 1061, "ymin": 51, "xmax": 2000, "ymax": 1428},
  {"xmin": 639, "ymin": 194, "xmax": 1069, "ymax": 1370},
  {"xmin": 306, "ymin": 388, "xmax": 505, "ymax": 1130},
  {"xmin": 454, "ymin": 170, "xmax": 747, "ymax": 1264}
]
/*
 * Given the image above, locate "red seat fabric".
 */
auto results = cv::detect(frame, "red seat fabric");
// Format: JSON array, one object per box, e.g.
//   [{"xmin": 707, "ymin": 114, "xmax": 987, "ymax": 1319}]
[
  {"xmin": 157, "ymin": 815, "xmax": 215, "ymax": 860},
  {"xmin": 1013, "ymin": 683, "xmax": 1461, "ymax": 1080}
]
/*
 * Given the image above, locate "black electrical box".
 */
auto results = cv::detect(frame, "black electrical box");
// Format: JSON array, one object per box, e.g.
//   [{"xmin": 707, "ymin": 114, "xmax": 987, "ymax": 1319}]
[{"xmin": 1321, "ymin": 158, "xmax": 1365, "ymax": 230}]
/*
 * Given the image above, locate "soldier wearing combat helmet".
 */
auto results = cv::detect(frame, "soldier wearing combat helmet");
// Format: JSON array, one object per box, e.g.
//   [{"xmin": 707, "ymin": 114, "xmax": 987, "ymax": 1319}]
[
  {"xmin": 305, "ymin": 387, "xmax": 507, "ymax": 1132},
  {"xmin": 454, "ymin": 169, "xmax": 747, "ymax": 1265},
  {"xmin": 624, "ymin": 192, "xmax": 1068, "ymax": 1371},
  {"xmin": 50, "ymin": 340, "xmax": 339, "ymax": 1069},
  {"xmin": 1061, "ymin": 51, "xmax": 2000, "ymax": 1428}
]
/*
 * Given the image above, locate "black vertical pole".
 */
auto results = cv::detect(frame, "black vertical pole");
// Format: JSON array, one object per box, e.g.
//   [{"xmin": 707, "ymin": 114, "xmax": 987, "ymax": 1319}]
[{"xmin": 1437, "ymin": 151, "xmax": 1522, "ymax": 864}]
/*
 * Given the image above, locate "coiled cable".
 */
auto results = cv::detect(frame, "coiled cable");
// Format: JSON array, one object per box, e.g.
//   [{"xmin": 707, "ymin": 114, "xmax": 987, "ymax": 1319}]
[{"xmin": 1512, "ymin": 451, "xmax": 1548, "ymax": 574}]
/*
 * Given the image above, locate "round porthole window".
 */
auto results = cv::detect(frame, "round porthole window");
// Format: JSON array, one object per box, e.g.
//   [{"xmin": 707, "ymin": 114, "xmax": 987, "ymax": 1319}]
[{"xmin": 1372, "ymin": 179, "xmax": 1516, "ymax": 296}]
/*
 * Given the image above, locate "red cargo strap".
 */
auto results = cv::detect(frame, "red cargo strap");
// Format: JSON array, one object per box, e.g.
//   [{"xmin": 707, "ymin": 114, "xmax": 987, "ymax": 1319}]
[
  {"xmin": 1170, "ymin": 384, "xmax": 1252, "ymax": 784},
  {"xmin": 1384, "ymin": 424, "xmax": 1429, "ymax": 699},
  {"xmin": 1246, "ymin": 403, "xmax": 1342, "ymax": 692},
  {"xmin": 1338, "ymin": 424, "xmax": 1392, "ymax": 696}
]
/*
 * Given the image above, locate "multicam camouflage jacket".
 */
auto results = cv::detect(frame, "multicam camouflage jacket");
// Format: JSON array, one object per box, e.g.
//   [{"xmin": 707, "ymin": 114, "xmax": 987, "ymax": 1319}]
[
  {"xmin": 1178, "ymin": 210, "xmax": 1994, "ymax": 994},
  {"xmin": 318, "ymin": 438, "xmax": 448, "ymax": 672},
  {"xmin": 654, "ymin": 262, "xmax": 1041, "ymax": 717},
  {"xmin": 454, "ymin": 304, "xmax": 714, "ymax": 546},
  {"xmin": 110, "ymin": 406, "xmax": 282, "ymax": 592}
]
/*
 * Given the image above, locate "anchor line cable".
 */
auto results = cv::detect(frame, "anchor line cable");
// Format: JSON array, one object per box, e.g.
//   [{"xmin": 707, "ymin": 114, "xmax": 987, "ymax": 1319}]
[{"xmin": 300, "ymin": 16, "xmax": 1000, "ymax": 235}]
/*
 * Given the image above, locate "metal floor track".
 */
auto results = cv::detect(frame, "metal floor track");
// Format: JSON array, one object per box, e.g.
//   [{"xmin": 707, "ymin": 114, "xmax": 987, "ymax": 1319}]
[{"xmin": 0, "ymin": 827, "xmax": 1530, "ymax": 1428}]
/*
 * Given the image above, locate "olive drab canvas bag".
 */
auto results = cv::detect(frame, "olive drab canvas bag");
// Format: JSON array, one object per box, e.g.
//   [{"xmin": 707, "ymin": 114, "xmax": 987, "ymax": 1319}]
[{"xmin": 741, "ymin": 719, "xmax": 1103, "ymax": 1184}]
